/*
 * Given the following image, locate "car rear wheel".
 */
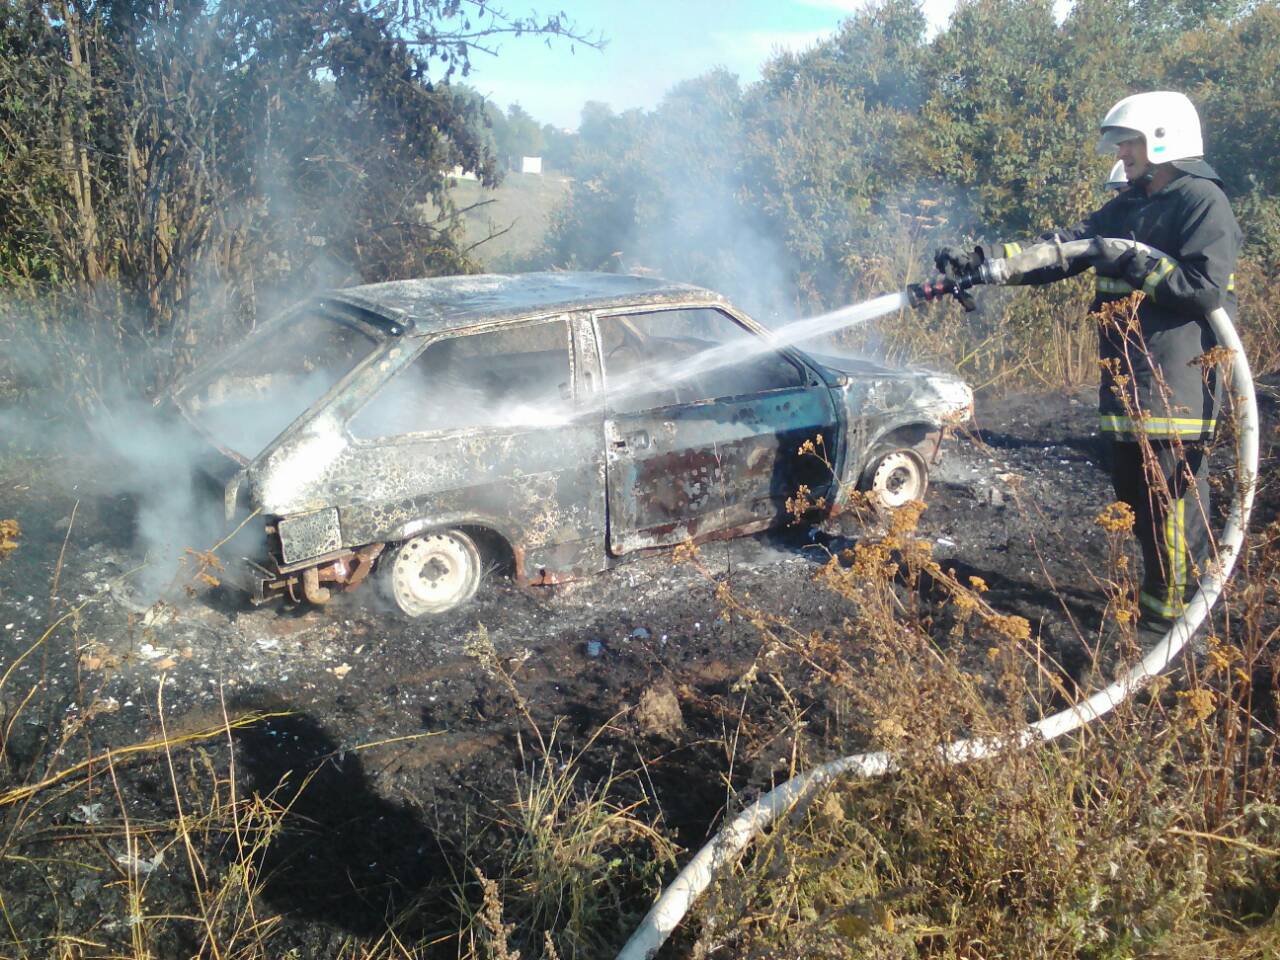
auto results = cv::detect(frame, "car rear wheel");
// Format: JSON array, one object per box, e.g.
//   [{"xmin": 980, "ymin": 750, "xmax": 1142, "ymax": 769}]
[
  {"xmin": 381, "ymin": 529, "xmax": 482, "ymax": 616},
  {"xmin": 866, "ymin": 448, "xmax": 928, "ymax": 509}
]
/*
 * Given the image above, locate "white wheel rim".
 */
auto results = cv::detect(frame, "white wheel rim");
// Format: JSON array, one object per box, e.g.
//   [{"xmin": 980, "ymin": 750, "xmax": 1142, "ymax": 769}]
[
  {"xmin": 871, "ymin": 451, "xmax": 924, "ymax": 508},
  {"xmin": 390, "ymin": 532, "xmax": 478, "ymax": 615}
]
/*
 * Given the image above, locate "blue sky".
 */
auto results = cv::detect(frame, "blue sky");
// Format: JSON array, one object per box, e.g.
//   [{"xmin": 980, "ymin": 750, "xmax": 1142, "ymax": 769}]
[{"xmin": 459, "ymin": 0, "xmax": 969, "ymax": 130}]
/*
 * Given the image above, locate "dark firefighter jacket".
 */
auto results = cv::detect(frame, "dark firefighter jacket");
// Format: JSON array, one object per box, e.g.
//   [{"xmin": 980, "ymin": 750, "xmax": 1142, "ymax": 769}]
[{"xmin": 996, "ymin": 165, "xmax": 1241, "ymax": 441}]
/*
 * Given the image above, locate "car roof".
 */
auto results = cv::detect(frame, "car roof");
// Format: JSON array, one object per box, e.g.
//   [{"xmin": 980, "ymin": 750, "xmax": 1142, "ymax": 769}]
[{"xmin": 324, "ymin": 271, "xmax": 728, "ymax": 336}]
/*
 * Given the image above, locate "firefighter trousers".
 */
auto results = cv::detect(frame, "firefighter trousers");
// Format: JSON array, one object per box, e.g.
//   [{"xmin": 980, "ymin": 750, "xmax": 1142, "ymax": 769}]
[{"xmin": 1110, "ymin": 440, "xmax": 1212, "ymax": 622}]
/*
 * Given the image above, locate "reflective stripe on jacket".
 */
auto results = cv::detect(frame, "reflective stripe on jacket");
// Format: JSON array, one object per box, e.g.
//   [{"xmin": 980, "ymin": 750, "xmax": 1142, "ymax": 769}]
[{"xmin": 1095, "ymin": 272, "xmax": 1235, "ymax": 304}]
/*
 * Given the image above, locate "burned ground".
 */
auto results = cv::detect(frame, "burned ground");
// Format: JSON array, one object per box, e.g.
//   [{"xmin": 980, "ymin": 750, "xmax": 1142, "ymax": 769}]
[{"xmin": 2, "ymin": 382, "xmax": 1278, "ymax": 957}]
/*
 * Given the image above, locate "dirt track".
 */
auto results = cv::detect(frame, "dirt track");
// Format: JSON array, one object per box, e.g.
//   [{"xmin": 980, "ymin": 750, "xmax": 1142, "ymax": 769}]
[{"xmin": 2, "ymin": 382, "xmax": 1277, "ymax": 955}]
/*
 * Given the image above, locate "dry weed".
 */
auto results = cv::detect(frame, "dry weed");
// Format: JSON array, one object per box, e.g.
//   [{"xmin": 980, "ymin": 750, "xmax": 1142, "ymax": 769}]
[
  {"xmin": 0, "ymin": 518, "xmax": 18, "ymax": 554},
  {"xmin": 674, "ymin": 470, "xmax": 1278, "ymax": 959}
]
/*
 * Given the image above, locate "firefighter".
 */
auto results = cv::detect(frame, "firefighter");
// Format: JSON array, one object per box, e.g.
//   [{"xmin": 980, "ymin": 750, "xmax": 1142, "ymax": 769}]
[
  {"xmin": 936, "ymin": 91, "xmax": 1242, "ymax": 632},
  {"xmin": 1106, "ymin": 159, "xmax": 1129, "ymax": 192}
]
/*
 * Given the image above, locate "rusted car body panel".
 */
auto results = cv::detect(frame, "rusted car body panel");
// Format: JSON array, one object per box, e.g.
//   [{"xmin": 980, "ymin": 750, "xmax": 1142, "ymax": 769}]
[
  {"xmin": 171, "ymin": 273, "xmax": 973, "ymax": 605},
  {"xmin": 604, "ymin": 388, "xmax": 839, "ymax": 554}
]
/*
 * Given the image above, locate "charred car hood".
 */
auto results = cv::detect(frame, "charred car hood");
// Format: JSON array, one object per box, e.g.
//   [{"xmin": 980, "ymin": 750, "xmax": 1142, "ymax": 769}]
[
  {"xmin": 804, "ymin": 352, "xmax": 916, "ymax": 381},
  {"xmin": 805, "ymin": 352, "xmax": 974, "ymax": 423}
]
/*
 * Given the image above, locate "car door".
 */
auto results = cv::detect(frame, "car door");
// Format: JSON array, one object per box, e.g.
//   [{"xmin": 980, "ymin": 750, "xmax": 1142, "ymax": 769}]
[
  {"xmin": 597, "ymin": 305, "xmax": 839, "ymax": 555},
  {"xmin": 340, "ymin": 314, "xmax": 607, "ymax": 569}
]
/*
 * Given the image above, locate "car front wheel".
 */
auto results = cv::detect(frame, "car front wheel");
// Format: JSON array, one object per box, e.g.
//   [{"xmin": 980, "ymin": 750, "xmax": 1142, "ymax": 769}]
[
  {"xmin": 381, "ymin": 529, "xmax": 482, "ymax": 616},
  {"xmin": 866, "ymin": 448, "xmax": 928, "ymax": 509}
]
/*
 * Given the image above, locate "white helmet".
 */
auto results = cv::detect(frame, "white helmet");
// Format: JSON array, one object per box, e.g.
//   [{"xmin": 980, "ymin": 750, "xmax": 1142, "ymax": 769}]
[
  {"xmin": 1096, "ymin": 91, "xmax": 1203, "ymax": 163},
  {"xmin": 1106, "ymin": 159, "xmax": 1129, "ymax": 190}
]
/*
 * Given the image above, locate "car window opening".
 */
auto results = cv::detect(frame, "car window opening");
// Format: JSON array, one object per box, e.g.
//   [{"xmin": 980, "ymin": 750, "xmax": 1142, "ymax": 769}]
[
  {"xmin": 598, "ymin": 308, "xmax": 806, "ymax": 413},
  {"xmin": 348, "ymin": 318, "xmax": 574, "ymax": 438}
]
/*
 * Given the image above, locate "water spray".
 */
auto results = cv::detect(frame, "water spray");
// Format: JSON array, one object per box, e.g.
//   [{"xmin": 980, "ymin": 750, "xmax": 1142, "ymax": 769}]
[
  {"xmin": 603, "ymin": 292, "xmax": 909, "ymax": 406},
  {"xmin": 615, "ymin": 237, "xmax": 1258, "ymax": 960}
]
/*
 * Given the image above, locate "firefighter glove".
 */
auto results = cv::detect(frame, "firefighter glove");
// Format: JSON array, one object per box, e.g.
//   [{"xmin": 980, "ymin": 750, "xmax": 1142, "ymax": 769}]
[
  {"xmin": 1090, "ymin": 237, "xmax": 1152, "ymax": 286},
  {"xmin": 933, "ymin": 245, "xmax": 985, "ymax": 277}
]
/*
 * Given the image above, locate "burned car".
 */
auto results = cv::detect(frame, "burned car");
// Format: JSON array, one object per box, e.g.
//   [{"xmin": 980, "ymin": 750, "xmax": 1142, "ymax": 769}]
[{"xmin": 174, "ymin": 273, "xmax": 973, "ymax": 616}]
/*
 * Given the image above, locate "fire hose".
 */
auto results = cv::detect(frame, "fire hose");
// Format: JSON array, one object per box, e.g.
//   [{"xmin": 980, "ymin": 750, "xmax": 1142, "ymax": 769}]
[{"xmin": 615, "ymin": 237, "xmax": 1259, "ymax": 960}]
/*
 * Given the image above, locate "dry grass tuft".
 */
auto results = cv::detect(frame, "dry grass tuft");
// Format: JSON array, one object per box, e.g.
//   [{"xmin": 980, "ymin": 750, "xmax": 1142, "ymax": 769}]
[
  {"xmin": 459, "ymin": 628, "xmax": 679, "ymax": 960},
  {"xmin": 0, "ymin": 518, "xmax": 18, "ymax": 554}
]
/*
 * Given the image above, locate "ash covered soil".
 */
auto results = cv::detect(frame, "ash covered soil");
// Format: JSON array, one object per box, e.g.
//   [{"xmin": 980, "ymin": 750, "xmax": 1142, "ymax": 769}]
[{"xmin": 2, "ymin": 383, "xmax": 1278, "ymax": 956}]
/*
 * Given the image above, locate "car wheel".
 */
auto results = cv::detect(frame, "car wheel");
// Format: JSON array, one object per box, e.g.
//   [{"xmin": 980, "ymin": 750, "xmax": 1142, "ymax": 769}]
[
  {"xmin": 381, "ymin": 529, "xmax": 482, "ymax": 616},
  {"xmin": 866, "ymin": 448, "xmax": 928, "ymax": 509}
]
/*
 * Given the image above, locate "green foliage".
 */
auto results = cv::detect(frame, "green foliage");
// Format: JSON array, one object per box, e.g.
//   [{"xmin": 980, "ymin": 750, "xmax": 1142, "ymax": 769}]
[
  {"xmin": 6, "ymin": 0, "xmax": 1279, "ymax": 392},
  {"xmin": 544, "ymin": 102, "xmax": 650, "ymax": 273},
  {"xmin": 503, "ymin": 103, "xmax": 547, "ymax": 160},
  {"xmin": 760, "ymin": 0, "xmax": 930, "ymax": 111},
  {"xmin": 1161, "ymin": 4, "xmax": 1280, "ymax": 205},
  {"xmin": 0, "ymin": 0, "xmax": 592, "ymax": 391},
  {"xmin": 484, "ymin": 101, "xmax": 547, "ymax": 163},
  {"xmin": 543, "ymin": 0, "xmax": 1280, "ymax": 376},
  {"xmin": 540, "ymin": 122, "xmax": 576, "ymax": 171}
]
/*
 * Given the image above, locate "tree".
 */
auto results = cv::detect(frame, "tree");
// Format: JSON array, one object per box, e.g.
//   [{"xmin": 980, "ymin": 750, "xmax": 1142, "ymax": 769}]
[
  {"xmin": 501, "ymin": 103, "xmax": 546, "ymax": 160},
  {"xmin": 0, "ymin": 0, "xmax": 594, "ymax": 384},
  {"xmin": 917, "ymin": 0, "xmax": 1075, "ymax": 234},
  {"xmin": 547, "ymin": 0, "xmax": 1277, "ymax": 331},
  {"xmin": 760, "ymin": 0, "xmax": 929, "ymax": 112},
  {"xmin": 1161, "ymin": 2, "xmax": 1280, "ymax": 267},
  {"xmin": 545, "ymin": 102, "xmax": 649, "ymax": 270},
  {"xmin": 540, "ymin": 123, "xmax": 576, "ymax": 171}
]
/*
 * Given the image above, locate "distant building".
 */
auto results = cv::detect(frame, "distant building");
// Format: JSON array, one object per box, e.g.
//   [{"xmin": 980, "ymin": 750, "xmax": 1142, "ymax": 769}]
[
  {"xmin": 447, "ymin": 165, "xmax": 478, "ymax": 182},
  {"xmin": 515, "ymin": 156, "xmax": 542, "ymax": 175}
]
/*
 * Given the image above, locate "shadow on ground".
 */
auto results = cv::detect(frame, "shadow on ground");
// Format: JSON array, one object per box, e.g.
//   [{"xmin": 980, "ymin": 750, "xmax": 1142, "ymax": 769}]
[{"xmin": 229, "ymin": 701, "xmax": 460, "ymax": 940}]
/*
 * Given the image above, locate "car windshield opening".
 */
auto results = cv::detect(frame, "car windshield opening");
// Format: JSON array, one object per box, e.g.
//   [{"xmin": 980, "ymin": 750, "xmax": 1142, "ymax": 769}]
[{"xmin": 179, "ymin": 307, "xmax": 379, "ymax": 456}]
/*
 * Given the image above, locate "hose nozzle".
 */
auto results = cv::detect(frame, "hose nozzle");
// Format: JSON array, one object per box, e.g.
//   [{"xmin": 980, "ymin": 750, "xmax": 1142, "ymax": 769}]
[{"xmin": 907, "ymin": 266, "xmax": 982, "ymax": 312}]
